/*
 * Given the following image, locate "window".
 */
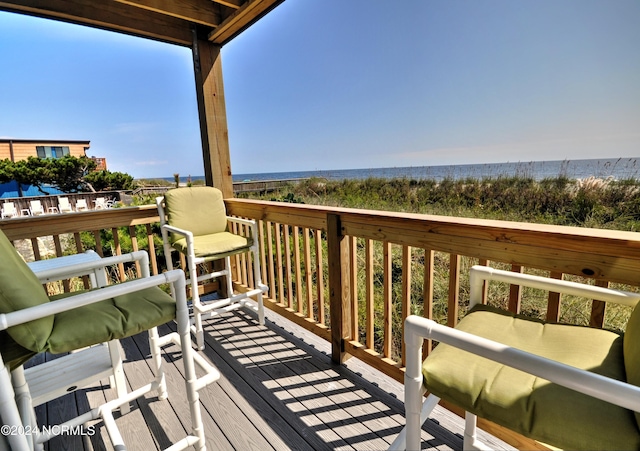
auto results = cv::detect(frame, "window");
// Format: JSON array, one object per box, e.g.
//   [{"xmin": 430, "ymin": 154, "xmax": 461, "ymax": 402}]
[{"xmin": 35, "ymin": 146, "xmax": 70, "ymax": 159}]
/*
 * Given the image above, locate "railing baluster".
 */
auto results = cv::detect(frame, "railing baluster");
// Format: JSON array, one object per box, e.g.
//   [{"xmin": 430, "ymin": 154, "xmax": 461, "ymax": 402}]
[
  {"xmin": 284, "ymin": 224, "xmax": 293, "ymax": 309},
  {"xmin": 111, "ymin": 227, "xmax": 125, "ymax": 282},
  {"xmin": 266, "ymin": 221, "xmax": 276, "ymax": 296},
  {"xmin": 383, "ymin": 241, "xmax": 392, "ymax": 359},
  {"xmin": 349, "ymin": 236, "xmax": 358, "ymax": 341},
  {"xmin": 546, "ymin": 271, "xmax": 563, "ymax": 322},
  {"xmin": 422, "ymin": 248, "xmax": 434, "ymax": 357},
  {"xmin": 447, "ymin": 254, "xmax": 460, "ymax": 327},
  {"xmin": 293, "ymin": 226, "xmax": 302, "ymax": 313},
  {"xmin": 509, "ymin": 264, "xmax": 524, "ymax": 313},
  {"xmin": 275, "ymin": 223, "xmax": 284, "ymax": 305},
  {"xmin": 365, "ymin": 239, "xmax": 374, "ymax": 350},
  {"xmin": 145, "ymin": 224, "xmax": 158, "ymax": 275},
  {"xmin": 315, "ymin": 229, "xmax": 325, "ymax": 325},
  {"xmin": 258, "ymin": 219, "xmax": 267, "ymax": 286},
  {"xmin": 401, "ymin": 245, "xmax": 412, "ymax": 367},
  {"xmin": 590, "ymin": 280, "xmax": 609, "ymax": 328},
  {"xmin": 303, "ymin": 227, "xmax": 313, "ymax": 319}
]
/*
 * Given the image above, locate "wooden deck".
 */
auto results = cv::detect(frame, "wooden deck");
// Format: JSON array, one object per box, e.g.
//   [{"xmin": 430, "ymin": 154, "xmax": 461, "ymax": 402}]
[{"xmin": 32, "ymin": 305, "xmax": 513, "ymax": 451}]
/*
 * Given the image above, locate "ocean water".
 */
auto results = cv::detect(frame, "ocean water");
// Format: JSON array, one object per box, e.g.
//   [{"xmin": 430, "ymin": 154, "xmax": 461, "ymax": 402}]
[{"xmin": 169, "ymin": 158, "xmax": 640, "ymax": 184}]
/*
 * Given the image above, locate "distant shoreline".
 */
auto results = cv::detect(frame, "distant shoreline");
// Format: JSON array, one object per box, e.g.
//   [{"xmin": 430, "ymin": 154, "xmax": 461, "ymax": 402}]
[{"xmin": 139, "ymin": 157, "xmax": 640, "ymax": 184}]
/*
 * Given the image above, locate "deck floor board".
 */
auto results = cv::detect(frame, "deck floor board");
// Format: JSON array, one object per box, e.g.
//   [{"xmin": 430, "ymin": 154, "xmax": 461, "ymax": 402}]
[{"xmin": 26, "ymin": 305, "xmax": 513, "ymax": 451}]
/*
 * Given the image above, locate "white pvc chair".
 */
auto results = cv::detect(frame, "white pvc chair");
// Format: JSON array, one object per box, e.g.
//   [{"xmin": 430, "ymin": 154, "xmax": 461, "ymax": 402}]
[
  {"xmin": 157, "ymin": 187, "xmax": 267, "ymax": 350},
  {"xmin": 394, "ymin": 265, "xmax": 640, "ymax": 451},
  {"xmin": 75, "ymin": 199, "xmax": 89, "ymax": 211},
  {"xmin": 1, "ymin": 202, "xmax": 18, "ymax": 219},
  {"xmin": 29, "ymin": 200, "xmax": 45, "ymax": 216},
  {"xmin": 0, "ymin": 231, "xmax": 219, "ymax": 451},
  {"xmin": 57, "ymin": 197, "xmax": 73, "ymax": 213}
]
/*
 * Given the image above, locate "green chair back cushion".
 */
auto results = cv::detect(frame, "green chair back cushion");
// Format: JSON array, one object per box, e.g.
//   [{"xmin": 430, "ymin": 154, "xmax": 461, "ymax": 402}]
[
  {"xmin": 423, "ymin": 304, "xmax": 640, "ymax": 451},
  {"xmin": 46, "ymin": 285, "xmax": 176, "ymax": 353},
  {"xmin": 164, "ymin": 187, "xmax": 228, "ymax": 243},
  {"xmin": 0, "ymin": 230, "xmax": 53, "ymax": 352},
  {"xmin": 623, "ymin": 302, "xmax": 640, "ymax": 428}
]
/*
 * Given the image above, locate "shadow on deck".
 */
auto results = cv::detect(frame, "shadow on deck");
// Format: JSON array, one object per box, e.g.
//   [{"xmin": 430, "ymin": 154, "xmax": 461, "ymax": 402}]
[{"xmin": 34, "ymin": 305, "xmax": 513, "ymax": 450}]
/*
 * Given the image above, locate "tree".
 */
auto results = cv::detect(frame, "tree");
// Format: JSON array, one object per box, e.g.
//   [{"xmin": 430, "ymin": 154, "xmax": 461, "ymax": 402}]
[
  {"xmin": 84, "ymin": 170, "xmax": 135, "ymax": 191},
  {"xmin": 0, "ymin": 156, "xmax": 135, "ymax": 195}
]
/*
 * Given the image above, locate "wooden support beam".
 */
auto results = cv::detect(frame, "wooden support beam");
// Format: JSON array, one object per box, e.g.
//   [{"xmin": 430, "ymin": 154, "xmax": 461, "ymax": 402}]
[
  {"xmin": 114, "ymin": 0, "xmax": 222, "ymax": 28},
  {"xmin": 0, "ymin": 0, "xmax": 193, "ymax": 46},
  {"xmin": 208, "ymin": 0, "xmax": 283, "ymax": 44},
  {"xmin": 192, "ymin": 32, "xmax": 234, "ymax": 197},
  {"xmin": 327, "ymin": 213, "xmax": 351, "ymax": 364}
]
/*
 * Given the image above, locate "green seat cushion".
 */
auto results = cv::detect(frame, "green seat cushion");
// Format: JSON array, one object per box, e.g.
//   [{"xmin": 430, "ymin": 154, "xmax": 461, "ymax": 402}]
[
  {"xmin": 624, "ymin": 302, "xmax": 640, "ymax": 428},
  {"xmin": 46, "ymin": 285, "xmax": 176, "ymax": 353},
  {"xmin": 164, "ymin": 187, "xmax": 228, "ymax": 244},
  {"xmin": 0, "ymin": 330, "xmax": 37, "ymax": 371},
  {"xmin": 423, "ymin": 304, "xmax": 640, "ymax": 451},
  {"xmin": 0, "ymin": 230, "xmax": 53, "ymax": 352},
  {"xmin": 172, "ymin": 232, "xmax": 253, "ymax": 260}
]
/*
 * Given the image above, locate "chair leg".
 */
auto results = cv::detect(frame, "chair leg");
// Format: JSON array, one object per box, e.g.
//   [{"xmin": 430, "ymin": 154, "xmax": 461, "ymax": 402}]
[
  {"xmin": 148, "ymin": 327, "xmax": 168, "ymax": 400},
  {"xmin": 463, "ymin": 412, "xmax": 491, "ymax": 451},
  {"xmin": 107, "ymin": 340, "xmax": 130, "ymax": 413},
  {"xmin": 0, "ymin": 362, "xmax": 31, "ymax": 451},
  {"xmin": 251, "ymin": 247, "xmax": 265, "ymax": 326},
  {"xmin": 187, "ymin": 255, "xmax": 205, "ymax": 351},
  {"xmin": 175, "ymin": 282, "xmax": 207, "ymax": 451},
  {"xmin": 224, "ymin": 256, "xmax": 234, "ymax": 299}
]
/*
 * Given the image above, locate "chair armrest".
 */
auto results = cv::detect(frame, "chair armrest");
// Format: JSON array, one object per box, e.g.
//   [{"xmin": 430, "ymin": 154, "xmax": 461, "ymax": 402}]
[
  {"xmin": 0, "ymin": 269, "xmax": 186, "ymax": 332},
  {"xmin": 404, "ymin": 315, "xmax": 640, "ymax": 413},
  {"xmin": 161, "ymin": 223, "xmax": 194, "ymax": 239},
  {"xmin": 469, "ymin": 265, "xmax": 640, "ymax": 308},
  {"xmin": 31, "ymin": 251, "xmax": 150, "ymax": 283}
]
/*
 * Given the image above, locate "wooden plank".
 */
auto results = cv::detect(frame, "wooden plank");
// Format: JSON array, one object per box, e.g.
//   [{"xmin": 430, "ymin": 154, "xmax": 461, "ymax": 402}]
[
  {"xmin": 303, "ymin": 227, "xmax": 313, "ymax": 319},
  {"xmin": 208, "ymin": 0, "xmax": 284, "ymax": 44},
  {"xmin": 315, "ymin": 229, "xmax": 325, "ymax": 325},
  {"xmin": 114, "ymin": 0, "xmax": 222, "ymax": 28},
  {"xmin": 546, "ymin": 271, "xmax": 563, "ymax": 322},
  {"xmin": 349, "ymin": 236, "xmax": 358, "ymax": 341},
  {"xmin": 193, "ymin": 39, "xmax": 234, "ymax": 196},
  {"xmin": 327, "ymin": 213, "xmax": 351, "ymax": 363},
  {"xmin": 509, "ymin": 264, "xmax": 524, "ymax": 314},
  {"xmin": 401, "ymin": 245, "xmax": 411, "ymax": 367},
  {"xmin": 422, "ymin": 249, "xmax": 434, "ymax": 357},
  {"xmin": 590, "ymin": 280, "xmax": 610, "ymax": 328},
  {"xmin": 201, "ymin": 313, "xmax": 340, "ymax": 450},
  {"xmin": 383, "ymin": 241, "xmax": 392, "ymax": 358},
  {"xmin": 365, "ymin": 239, "xmax": 374, "ymax": 350},
  {"xmin": 275, "ymin": 223, "xmax": 284, "ymax": 305},
  {"xmin": 284, "ymin": 224, "xmax": 293, "ymax": 308},
  {"xmin": 293, "ymin": 226, "xmax": 303, "ymax": 313},
  {"xmin": 447, "ymin": 254, "xmax": 460, "ymax": 328},
  {"xmin": 0, "ymin": 0, "xmax": 193, "ymax": 46}
]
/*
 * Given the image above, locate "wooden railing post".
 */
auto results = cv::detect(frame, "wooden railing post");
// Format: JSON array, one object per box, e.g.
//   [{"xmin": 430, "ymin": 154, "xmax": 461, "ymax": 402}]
[{"xmin": 327, "ymin": 213, "xmax": 351, "ymax": 363}]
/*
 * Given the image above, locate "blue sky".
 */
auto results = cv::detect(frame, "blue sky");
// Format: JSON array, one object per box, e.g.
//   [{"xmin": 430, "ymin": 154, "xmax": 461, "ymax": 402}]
[{"xmin": 0, "ymin": 0, "xmax": 639, "ymax": 179}]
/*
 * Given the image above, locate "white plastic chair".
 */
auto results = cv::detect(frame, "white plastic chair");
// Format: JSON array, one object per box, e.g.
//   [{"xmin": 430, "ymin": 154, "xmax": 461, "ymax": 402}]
[
  {"xmin": 57, "ymin": 197, "xmax": 73, "ymax": 213},
  {"xmin": 94, "ymin": 197, "xmax": 107, "ymax": 209},
  {"xmin": 75, "ymin": 199, "xmax": 89, "ymax": 211},
  {"xmin": 29, "ymin": 200, "xmax": 45, "ymax": 216},
  {"xmin": 1, "ymin": 202, "xmax": 18, "ymax": 219}
]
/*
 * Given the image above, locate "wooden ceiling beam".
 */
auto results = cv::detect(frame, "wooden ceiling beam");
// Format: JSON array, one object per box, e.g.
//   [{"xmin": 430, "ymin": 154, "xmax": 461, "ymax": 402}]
[
  {"xmin": 208, "ymin": 0, "xmax": 283, "ymax": 44},
  {"xmin": 0, "ymin": 0, "xmax": 194, "ymax": 46},
  {"xmin": 114, "ymin": 0, "xmax": 222, "ymax": 28},
  {"xmin": 212, "ymin": 0, "xmax": 242, "ymax": 10}
]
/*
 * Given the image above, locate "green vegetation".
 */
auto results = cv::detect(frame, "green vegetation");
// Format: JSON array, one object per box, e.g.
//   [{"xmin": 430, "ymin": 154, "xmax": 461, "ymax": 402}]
[
  {"xmin": 239, "ymin": 175, "xmax": 640, "ymax": 359},
  {"xmin": 0, "ymin": 155, "xmax": 135, "ymax": 194},
  {"xmin": 242, "ymin": 175, "xmax": 640, "ymax": 231}
]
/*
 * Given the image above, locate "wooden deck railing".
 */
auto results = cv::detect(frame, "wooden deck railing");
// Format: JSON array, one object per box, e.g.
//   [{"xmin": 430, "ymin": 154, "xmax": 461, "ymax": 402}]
[{"xmin": 4, "ymin": 199, "xmax": 640, "ymax": 449}]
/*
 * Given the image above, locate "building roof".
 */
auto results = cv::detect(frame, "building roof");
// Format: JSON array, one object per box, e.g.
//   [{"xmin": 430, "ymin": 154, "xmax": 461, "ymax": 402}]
[{"xmin": 0, "ymin": 139, "xmax": 90, "ymax": 145}]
